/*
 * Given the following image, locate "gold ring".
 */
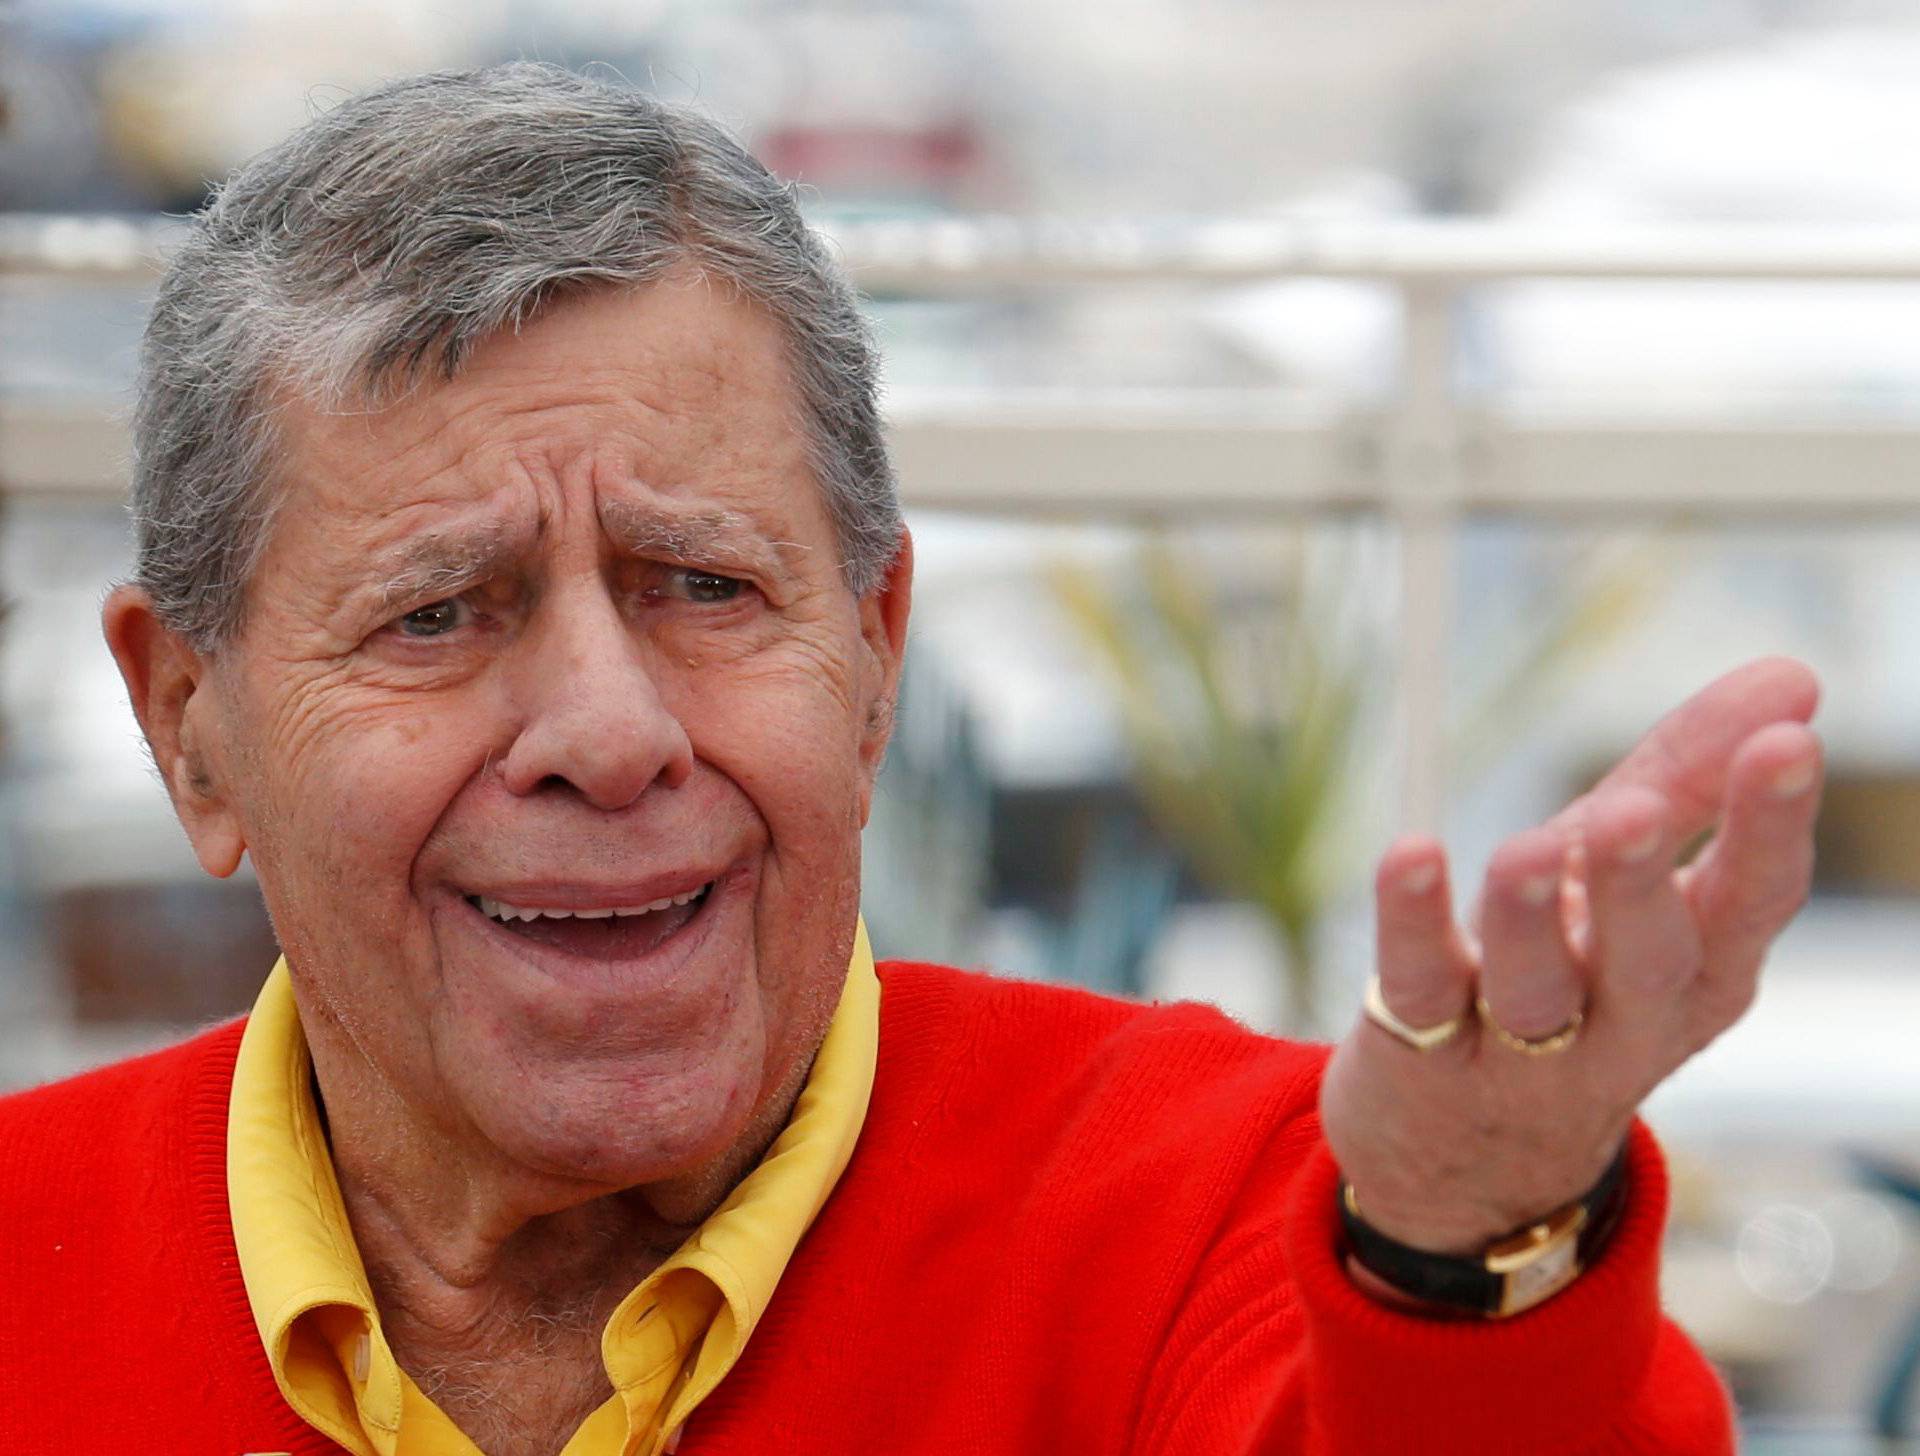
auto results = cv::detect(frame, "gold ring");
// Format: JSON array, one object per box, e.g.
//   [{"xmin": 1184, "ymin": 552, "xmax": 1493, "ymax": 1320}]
[
  {"xmin": 1475, "ymin": 995, "xmax": 1583, "ymax": 1057},
  {"xmin": 1363, "ymin": 976, "xmax": 1467, "ymax": 1052}
]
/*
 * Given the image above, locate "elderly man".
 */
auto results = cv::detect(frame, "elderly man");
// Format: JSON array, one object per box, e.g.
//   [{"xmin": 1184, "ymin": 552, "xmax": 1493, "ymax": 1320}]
[{"xmin": 0, "ymin": 65, "xmax": 1821, "ymax": 1455}]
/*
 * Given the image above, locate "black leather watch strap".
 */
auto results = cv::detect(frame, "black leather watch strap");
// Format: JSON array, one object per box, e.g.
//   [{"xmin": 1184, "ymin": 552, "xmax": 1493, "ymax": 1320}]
[{"xmin": 1338, "ymin": 1146, "xmax": 1631, "ymax": 1318}]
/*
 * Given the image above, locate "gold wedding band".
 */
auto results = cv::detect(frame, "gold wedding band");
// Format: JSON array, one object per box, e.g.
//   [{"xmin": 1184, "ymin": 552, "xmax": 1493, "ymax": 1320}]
[
  {"xmin": 1363, "ymin": 976, "xmax": 1467, "ymax": 1052},
  {"xmin": 1476, "ymin": 995, "xmax": 1584, "ymax": 1057}
]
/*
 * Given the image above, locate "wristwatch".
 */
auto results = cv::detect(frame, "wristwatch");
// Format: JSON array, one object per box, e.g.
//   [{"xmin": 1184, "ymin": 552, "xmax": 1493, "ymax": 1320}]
[{"xmin": 1337, "ymin": 1148, "xmax": 1630, "ymax": 1318}]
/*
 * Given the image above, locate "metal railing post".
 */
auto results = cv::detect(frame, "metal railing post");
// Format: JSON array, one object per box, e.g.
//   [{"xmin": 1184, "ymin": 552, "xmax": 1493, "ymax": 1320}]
[{"xmin": 1387, "ymin": 282, "xmax": 1462, "ymax": 836}]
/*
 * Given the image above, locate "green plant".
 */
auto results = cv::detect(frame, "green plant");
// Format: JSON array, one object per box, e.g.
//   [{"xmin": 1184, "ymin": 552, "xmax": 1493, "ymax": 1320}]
[
  {"xmin": 1054, "ymin": 530, "xmax": 1374, "ymax": 1029},
  {"xmin": 1055, "ymin": 526, "xmax": 1674, "ymax": 1030}
]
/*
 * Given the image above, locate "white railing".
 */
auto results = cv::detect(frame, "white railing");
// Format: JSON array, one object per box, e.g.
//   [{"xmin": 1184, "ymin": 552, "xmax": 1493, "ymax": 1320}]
[{"xmin": 8, "ymin": 213, "xmax": 1920, "ymax": 827}]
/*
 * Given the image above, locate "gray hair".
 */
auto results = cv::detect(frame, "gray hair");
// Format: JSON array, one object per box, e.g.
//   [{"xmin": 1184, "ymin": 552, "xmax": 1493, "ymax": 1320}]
[{"xmin": 132, "ymin": 62, "xmax": 901, "ymax": 649}]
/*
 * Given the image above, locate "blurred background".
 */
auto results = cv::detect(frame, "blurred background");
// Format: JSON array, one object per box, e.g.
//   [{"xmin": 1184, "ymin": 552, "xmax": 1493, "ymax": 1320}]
[{"xmin": 6, "ymin": 0, "xmax": 1920, "ymax": 1446}]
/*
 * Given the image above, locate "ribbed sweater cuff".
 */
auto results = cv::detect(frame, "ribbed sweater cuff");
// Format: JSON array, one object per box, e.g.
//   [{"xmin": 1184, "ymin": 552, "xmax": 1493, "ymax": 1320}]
[{"xmin": 1282, "ymin": 1120, "xmax": 1671, "ymax": 1456}]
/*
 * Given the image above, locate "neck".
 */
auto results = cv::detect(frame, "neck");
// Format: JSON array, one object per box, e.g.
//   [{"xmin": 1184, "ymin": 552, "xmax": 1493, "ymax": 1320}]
[
  {"xmin": 301, "ymin": 1030, "xmax": 812, "ymax": 1450},
  {"xmin": 349, "ymin": 1186, "xmax": 665, "ymax": 1456}
]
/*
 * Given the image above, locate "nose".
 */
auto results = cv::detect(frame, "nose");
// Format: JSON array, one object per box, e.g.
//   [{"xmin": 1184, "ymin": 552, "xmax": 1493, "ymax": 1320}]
[{"xmin": 496, "ymin": 590, "xmax": 694, "ymax": 810}]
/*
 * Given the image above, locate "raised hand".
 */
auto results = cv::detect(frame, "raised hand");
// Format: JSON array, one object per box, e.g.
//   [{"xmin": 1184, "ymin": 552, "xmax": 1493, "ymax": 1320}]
[{"xmin": 1320, "ymin": 657, "xmax": 1823, "ymax": 1257}]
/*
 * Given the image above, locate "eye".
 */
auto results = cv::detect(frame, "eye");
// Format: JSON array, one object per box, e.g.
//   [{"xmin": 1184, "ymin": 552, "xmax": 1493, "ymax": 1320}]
[
  {"xmin": 393, "ymin": 598, "xmax": 471, "ymax": 637},
  {"xmin": 663, "ymin": 569, "xmax": 747, "ymax": 605}
]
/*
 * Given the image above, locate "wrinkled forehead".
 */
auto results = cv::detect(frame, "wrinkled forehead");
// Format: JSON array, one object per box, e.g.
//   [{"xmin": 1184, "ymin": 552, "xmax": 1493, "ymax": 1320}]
[
  {"xmin": 282, "ymin": 277, "xmax": 807, "ymax": 489},
  {"xmin": 232, "ymin": 280, "xmax": 842, "ymax": 630}
]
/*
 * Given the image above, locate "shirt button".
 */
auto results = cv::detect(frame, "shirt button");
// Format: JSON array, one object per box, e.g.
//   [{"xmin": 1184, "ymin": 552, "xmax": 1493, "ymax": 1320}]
[
  {"xmin": 662, "ymin": 1425, "xmax": 684, "ymax": 1454},
  {"xmin": 351, "ymin": 1332, "xmax": 371, "ymax": 1384}
]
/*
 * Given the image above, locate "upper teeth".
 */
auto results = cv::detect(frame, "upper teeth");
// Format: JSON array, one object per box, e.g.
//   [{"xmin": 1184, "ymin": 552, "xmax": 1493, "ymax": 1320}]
[{"xmin": 474, "ymin": 886, "xmax": 709, "ymax": 923}]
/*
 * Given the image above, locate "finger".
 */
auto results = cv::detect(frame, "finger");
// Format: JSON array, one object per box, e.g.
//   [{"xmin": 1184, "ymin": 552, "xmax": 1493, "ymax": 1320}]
[
  {"xmin": 1478, "ymin": 826, "xmax": 1584, "ymax": 1041},
  {"xmin": 1684, "ymin": 722, "xmax": 1823, "ymax": 1032},
  {"xmin": 1582, "ymin": 785, "xmax": 1702, "ymax": 1011},
  {"xmin": 1550, "ymin": 657, "xmax": 1819, "ymax": 842},
  {"xmin": 1562, "ymin": 843, "xmax": 1593, "ymax": 959},
  {"xmin": 1372, "ymin": 835, "xmax": 1474, "ymax": 1035}
]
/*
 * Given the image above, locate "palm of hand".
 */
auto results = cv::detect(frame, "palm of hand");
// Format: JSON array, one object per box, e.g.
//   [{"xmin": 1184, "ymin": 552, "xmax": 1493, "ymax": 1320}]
[{"xmin": 1320, "ymin": 657, "xmax": 1824, "ymax": 1256}]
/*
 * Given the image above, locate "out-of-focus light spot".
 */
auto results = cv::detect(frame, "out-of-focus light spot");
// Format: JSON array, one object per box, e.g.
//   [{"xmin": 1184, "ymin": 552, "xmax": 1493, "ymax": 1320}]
[
  {"xmin": 1736, "ymin": 1204, "xmax": 1835, "ymax": 1305},
  {"xmin": 1817, "ymin": 1191, "xmax": 1905, "ymax": 1293}
]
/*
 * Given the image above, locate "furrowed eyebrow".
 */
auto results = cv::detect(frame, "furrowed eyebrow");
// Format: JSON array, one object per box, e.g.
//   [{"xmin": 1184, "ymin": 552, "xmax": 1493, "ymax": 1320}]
[
  {"xmin": 367, "ymin": 527, "xmax": 521, "ymax": 615},
  {"xmin": 596, "ymin": 501, "xmax": 804, "ymax": 576},
  {"xmin": 357, "ymin": 505, "xmax": 808, "ymax": 621}
]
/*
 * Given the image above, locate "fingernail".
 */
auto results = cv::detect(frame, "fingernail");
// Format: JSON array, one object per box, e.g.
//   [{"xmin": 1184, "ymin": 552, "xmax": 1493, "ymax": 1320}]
[
  {"xmin": 1400, "ymin": 863, "xmax": 1439, "ymax": 896},
  {"xmin": 1619, "ymin": 828, "xmax": 1662, "ymax": 864},
  {"xmin": 1519, "ymin": 873, "xmax": 1559, "ymax": 907},
  {"xmin": 1770, "ymin": 758, "xmax": 1818, "ymax": 800}
]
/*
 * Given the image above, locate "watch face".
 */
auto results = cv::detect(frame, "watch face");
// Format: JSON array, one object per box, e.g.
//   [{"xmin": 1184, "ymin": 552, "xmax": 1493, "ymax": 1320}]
[{"xmin": 1499, "ymin": 1240, "xmax": 1582, "ymax": 1317}]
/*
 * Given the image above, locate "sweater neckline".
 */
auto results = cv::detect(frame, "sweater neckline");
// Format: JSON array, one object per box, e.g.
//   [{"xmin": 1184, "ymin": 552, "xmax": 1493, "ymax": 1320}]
[
  {"xmin": 178, "ymin": 1017, "xmax": 328, "ymax": 1450},
  {"xmin": 173, "ymin": 954, "xmax": 940, "ymax": 1454}
]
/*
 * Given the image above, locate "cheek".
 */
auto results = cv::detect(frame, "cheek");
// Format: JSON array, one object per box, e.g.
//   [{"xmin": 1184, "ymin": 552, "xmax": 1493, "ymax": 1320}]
[
  {"xmin": 247, "ymin": 685, "xmax": 495, "ymax": 891},
  {"xmin": 679, "ymin": 662, "xmax": 867, "ymax": 838}
]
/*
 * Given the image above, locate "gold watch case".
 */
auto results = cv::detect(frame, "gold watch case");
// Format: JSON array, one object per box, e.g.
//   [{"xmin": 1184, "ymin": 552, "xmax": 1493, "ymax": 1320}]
[{"xmin": 1485, "ymin": 1203, "xmax": 1591, "ymax": 1316}]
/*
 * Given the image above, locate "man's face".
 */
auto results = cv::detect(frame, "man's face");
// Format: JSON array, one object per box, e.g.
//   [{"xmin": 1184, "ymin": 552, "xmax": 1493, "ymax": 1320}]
[{"xmin": 178, "ymin": 274, "xmax": 906, "ymax": 1195}]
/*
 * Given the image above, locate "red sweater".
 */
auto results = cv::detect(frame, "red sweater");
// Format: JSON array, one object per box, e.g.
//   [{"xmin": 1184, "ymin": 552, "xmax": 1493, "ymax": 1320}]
[{"xmin": 0, "ymin": 961, "xmax": 1731, "ymax": 1454}]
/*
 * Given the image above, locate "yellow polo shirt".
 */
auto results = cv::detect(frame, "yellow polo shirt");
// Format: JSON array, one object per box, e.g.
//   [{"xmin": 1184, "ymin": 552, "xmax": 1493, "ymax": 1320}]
[{"xmin": 228, "ymin": 923, "xmax": 880, "ymax": 1456}]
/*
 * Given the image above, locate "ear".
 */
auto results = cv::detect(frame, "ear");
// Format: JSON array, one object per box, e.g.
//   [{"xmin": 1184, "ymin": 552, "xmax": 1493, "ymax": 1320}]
[
  {"xmin": 853, "ymin": 529, "xmax": 915, "ymax": 826},
  {"xmin": 102, "ymin": 585, "xmax": 247, "ymax": 879}
]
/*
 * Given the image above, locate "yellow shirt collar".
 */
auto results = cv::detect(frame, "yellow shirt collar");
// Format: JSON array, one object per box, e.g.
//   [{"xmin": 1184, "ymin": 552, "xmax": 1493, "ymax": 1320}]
[{"xmin": 228, "ymin": 922, "xmax": 880, "ymax": 1456}]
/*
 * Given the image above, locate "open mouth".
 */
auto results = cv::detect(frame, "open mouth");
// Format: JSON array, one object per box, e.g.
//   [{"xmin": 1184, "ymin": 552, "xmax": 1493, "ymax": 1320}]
[{"xmin": 463, "ymin": 881, "xmax": 716, "ymax": 962}]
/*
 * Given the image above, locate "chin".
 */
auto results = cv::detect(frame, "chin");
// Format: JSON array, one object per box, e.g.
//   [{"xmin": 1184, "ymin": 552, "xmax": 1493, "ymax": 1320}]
[{"xmin": 455, "ymin": 1019, "xmax": 773, "ymax": 1192}]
